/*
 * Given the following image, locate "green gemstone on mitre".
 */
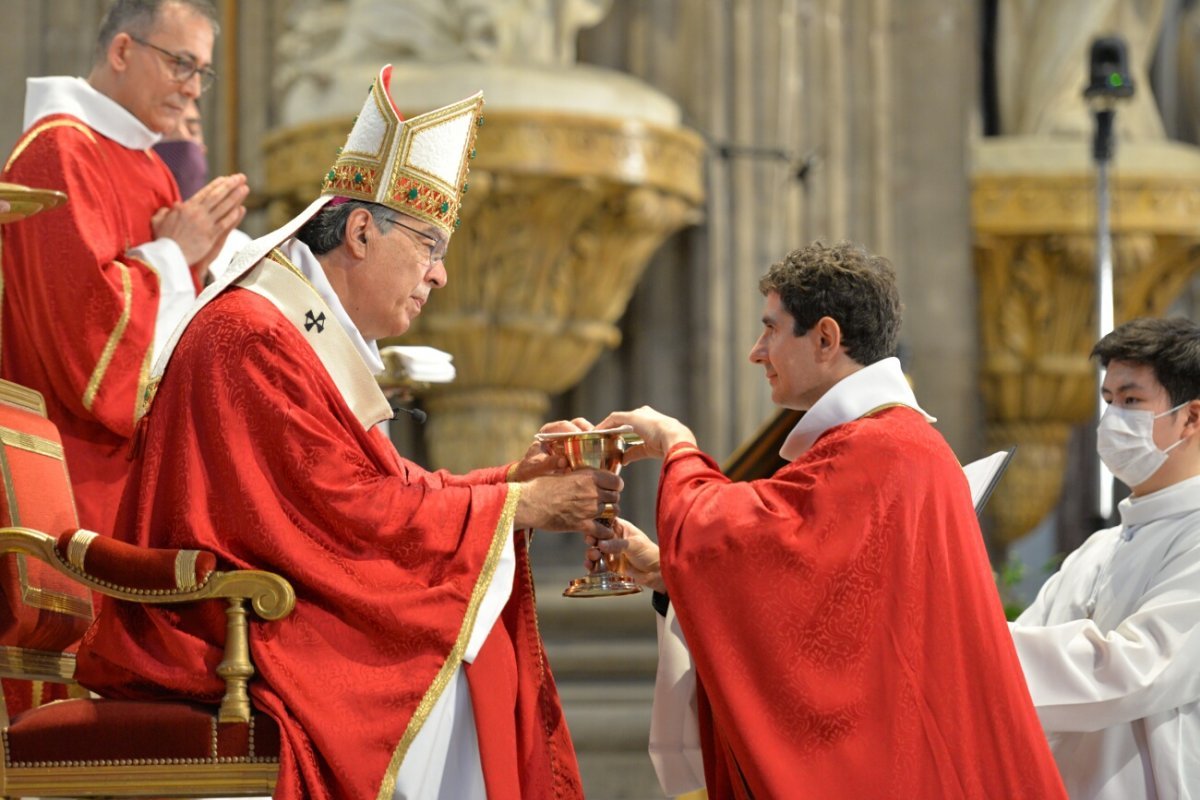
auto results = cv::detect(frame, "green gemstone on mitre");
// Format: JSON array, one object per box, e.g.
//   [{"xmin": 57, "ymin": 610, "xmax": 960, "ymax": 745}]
[
  {"xmin": 440, "ymin": 201, "xmax": 449, "ymax": 214},
  {"xmin": 407, "ymin": 187, "xmax": 419, "ymax": 200}
]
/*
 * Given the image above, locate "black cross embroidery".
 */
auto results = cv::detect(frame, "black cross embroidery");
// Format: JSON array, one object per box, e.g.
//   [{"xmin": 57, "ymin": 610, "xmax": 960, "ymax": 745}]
[{"xmin": 304, "ymin": 310, "xmax": 326, "ymax": 333}]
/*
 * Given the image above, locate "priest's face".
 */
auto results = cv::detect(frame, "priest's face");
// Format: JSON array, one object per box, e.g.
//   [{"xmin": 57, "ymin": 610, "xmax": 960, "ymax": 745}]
[
  {"xmin": 353, "ymin": 213, "xmax": 448, "ymax": 339},
  {"xmin": 111, "ymin": 3, "xmax": 215, "ymax": 135},
  {"xmin": 749, "ymin": 291, "xmax": 825, "ymax": 410}
]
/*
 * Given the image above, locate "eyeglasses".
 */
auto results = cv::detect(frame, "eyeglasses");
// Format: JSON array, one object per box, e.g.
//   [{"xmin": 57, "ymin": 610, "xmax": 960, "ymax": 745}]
[
  {"xmin": 129, "ymin": 36, "xmax": 218, "ymax": 92},
  {"xmin": 382, "ymin": 216, "xmax": 447, "ymax": 267}
]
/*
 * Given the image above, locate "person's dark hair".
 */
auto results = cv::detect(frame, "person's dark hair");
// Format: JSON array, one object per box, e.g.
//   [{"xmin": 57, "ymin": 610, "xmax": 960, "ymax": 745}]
[
  {"xmin": 758, "ymin": 240, "xmax": 901, "ymax": 366},
  {"xmin": 296, "ymin": 201, "xmax": 395, "ymax": 255},
  {"xmin": 95, "ymin": 0, "xmax": 219, "ymax": 62},
  {"xmin": 1091, "ymin": 317, "xmax": 1200, "ymax": 407}
]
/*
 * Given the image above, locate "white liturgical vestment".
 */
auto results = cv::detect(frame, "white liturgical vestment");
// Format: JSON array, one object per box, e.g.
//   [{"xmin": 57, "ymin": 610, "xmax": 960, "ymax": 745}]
[{"xmin": 1011, "ymin": 474, "xmax": 1200, "ymax": 799}]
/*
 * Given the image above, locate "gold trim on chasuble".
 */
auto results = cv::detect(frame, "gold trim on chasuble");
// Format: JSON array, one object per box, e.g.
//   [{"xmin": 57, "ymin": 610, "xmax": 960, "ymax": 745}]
[
  {"xmin": 82, "ymin": 261, "xmax": 132, "ymax": 412},
  {"xmin": 239, "ymin": 249, "xmax": 392, "ymax": 430},
  {"xmin": 376, "ymin": 485, "xmax": 522, "ymax": 800},
  {"xmin": 127, "ymin": 254, "xmax": 163, "ymax": 429},
  {"xmin": 860, "ymin": 402, "xmax": 914, "ymax": 419},
  {"xmin": 4, "ymin": 119, "xmax": 96, "ymax": 173}
]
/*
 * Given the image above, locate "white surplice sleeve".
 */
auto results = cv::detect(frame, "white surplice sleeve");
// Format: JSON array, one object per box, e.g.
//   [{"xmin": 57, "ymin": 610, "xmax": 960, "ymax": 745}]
[{"xmin": 1010, "ymin": 537, "xmax": 1200, "ymax": 733}]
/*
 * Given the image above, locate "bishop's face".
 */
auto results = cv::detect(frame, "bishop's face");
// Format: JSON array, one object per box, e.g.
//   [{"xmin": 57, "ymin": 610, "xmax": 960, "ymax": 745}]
[
  {"xmin": 748, "ymin": 291, "xmax": 825, "ymax": 410},
  {"xmin": 350, "ymin": 213, "xmax": 447, "ymax": 340}
]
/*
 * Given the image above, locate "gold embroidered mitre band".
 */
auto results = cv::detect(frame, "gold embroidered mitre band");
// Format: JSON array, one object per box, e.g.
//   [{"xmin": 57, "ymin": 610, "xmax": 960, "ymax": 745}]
[{"xmin": 321, "ymin": 64, "xmax": 484, "ymax": 238}]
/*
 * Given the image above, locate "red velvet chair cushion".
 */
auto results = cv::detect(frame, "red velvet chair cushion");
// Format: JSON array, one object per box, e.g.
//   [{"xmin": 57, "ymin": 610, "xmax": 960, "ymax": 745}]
[
  {"xmin": 4, "ymin": 698, "xmax": 279, "ymax": 766},
  {"xmin": 55, "ymin": 531, "xmax": 217, "ymax": 592}
]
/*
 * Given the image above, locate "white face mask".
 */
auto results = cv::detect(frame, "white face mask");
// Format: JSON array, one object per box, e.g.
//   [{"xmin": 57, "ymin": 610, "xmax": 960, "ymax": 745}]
[{"xmin": 1096, "ymin": 400, "xmax": 1190, "ymax": 488}]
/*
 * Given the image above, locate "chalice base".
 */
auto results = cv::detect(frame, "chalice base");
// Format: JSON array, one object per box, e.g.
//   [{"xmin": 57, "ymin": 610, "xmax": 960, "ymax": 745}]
[{"xmin": 562, "ymin": 570, "xmax": 643, "ymax": 598}]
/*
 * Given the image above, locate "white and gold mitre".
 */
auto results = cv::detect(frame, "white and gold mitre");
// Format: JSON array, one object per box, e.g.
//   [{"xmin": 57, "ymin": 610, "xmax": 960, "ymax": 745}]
[{"xmin": 321, "ymin": 64, "xmax": 483, "ymax": 238}]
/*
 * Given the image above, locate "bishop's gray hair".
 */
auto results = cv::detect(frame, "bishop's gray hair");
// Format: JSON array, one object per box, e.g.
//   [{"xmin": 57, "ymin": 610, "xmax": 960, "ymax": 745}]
[
  {"xmin": 296, "ymin": 201, "xmax": 396, "ymax": 256},
  {"xmin": 95, "ymin": 0, "xmax": 219, "ymax": 63}
]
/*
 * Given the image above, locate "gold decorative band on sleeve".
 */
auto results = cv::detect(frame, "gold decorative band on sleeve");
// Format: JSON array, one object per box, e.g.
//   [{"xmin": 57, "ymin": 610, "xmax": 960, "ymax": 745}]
[
  {"xmin": 505, "ymin": 461, "xmax": 520, "ymax": 482},
  {"xmin": 175, "ymin": 549, "xmax": 200, "ymax": 590},
  {"xmin": 83, "ymin": 262, "xmax": 133, "ymax": 412},
  {"xmin": 662, "ymin": 443, "xmax": 702, "ymax": 468},
  {"xmin": 66, "ymin": 530, "xmax": 99, "ymax": 571}
]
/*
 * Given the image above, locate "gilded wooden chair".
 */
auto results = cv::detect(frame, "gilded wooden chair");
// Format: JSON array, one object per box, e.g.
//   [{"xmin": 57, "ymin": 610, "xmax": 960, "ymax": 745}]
[{"xmin": 0, "ymin": 379, "xmax": 294, "ymax": 798}]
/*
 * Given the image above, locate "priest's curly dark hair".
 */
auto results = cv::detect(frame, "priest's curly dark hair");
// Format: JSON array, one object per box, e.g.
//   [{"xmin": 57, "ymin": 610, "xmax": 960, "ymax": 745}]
[
  {"xmin": 1092, "ymin": 317, "xmax": 1200, "ymax": 407},
  {"xmin": 758, "ymin": 240, "xmax": 902, "ymax": 367}
]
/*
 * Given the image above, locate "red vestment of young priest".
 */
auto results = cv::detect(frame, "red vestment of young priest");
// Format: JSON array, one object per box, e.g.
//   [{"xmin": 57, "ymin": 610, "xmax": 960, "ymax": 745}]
[
  {"xmin": 657, "ymin": 407, "xmax": 1065, "ymax": 799},
  {"xmin": 1, "ymin": 113, "xmax": 182, "ymax": 531},
  {"xmin": 74, "ymin": 286, "xmax": 582, "ymax": 800}
]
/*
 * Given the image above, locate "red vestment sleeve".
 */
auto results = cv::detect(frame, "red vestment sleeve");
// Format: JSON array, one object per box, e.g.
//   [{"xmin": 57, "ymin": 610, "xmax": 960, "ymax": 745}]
[
  {"xmin": 75, "ymin": 288, "xmax": 581, "ymax": 800},
  {"xmin": 656, "ymin": 407, "xmax": 1065, "ymax": 799}
]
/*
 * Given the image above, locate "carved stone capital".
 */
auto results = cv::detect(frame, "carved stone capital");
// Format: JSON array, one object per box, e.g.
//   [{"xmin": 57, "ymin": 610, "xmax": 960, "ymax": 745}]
[{"xmin": 972, "ymin": 137, "xmax": 1200, "ymax": 545}]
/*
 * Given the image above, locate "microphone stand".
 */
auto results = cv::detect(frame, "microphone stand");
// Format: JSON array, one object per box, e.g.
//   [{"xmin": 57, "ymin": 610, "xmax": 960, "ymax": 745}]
[
  {"xmin": 1092, "ymin": 105, "xmax": 1116, "ymax": 525},
  {"xmin": 1083, "ymin": 36, "xmax": 1133, "ymax": 529}
]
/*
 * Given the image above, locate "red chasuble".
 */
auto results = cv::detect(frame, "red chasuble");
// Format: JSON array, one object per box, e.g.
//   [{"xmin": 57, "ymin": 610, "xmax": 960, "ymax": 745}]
[
  {"xmin": 74, "ymin": 286, "xmax": 581, "ymax": 800},
  {"xmin": 657, "ymin": 408, "xmax": 1065, "ymax": 799},
  {"xmin": 1, "ymin": 113, "xmax": 183, "ymax": 532}
]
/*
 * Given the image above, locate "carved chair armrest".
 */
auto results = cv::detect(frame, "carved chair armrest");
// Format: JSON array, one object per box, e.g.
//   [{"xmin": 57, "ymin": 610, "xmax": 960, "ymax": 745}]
[{"xmin": 0, "ymin": 527, "xmax": 295, "ymax": 723}]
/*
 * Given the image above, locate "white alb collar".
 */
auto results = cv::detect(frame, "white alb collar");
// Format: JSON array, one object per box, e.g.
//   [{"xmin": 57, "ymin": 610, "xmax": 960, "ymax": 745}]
[
  {"xmin": 778, "ymin": 357, "xmax": 935, "ymax": 461},
  {"xmin": 278, "ymin": 238, "xmax": 385, "ymax": 375},
  {"xmin": 1118, "ymin": 474, "xmax": 1200, "ymax": 529},
  {"xmin": 24, "ymin": 76, "xmax": 161, "ymax": 150}
]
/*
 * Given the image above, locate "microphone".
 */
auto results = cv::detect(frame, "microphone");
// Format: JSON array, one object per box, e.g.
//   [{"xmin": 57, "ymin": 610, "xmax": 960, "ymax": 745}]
[{"xmin": 391, "ymin": 405, "xmax": 427, "ymax": 424}]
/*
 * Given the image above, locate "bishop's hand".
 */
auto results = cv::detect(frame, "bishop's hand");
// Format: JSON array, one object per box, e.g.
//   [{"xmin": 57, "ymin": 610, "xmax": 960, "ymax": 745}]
[
  {"xmin": 514, "ymin": 468, "xmax": 622, "ymax": 539},
  {"xmin": 507, "ymin": 417, "xmax": 595, "ymax": 482}
]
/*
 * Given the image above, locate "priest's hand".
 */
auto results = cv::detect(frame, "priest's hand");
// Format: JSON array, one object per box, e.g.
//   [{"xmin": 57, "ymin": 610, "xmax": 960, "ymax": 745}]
[
  {"xmin": 585, "ymin": 518, "xmax": 665, "ymax": 592},
  {"xmin": 152, "ymin": 173, "xmax": 249, "ymax": 280},
  {"xmin": 598, "ymin": 406, "xmax": 697, "ymax": 463},
  {"xmin": 514, "ymin": 469, "xmax": 622, "ymax": 538},
  {"xmin": 507, "ymin": 417, "xmax": 594, "ymax": 482}
]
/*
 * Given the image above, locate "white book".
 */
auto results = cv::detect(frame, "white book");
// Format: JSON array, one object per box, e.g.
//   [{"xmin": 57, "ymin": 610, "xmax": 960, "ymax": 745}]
[
  {"xmin": 962, "ymin": 448, "xmax": 1016, "ymax": 516},
  {"xmin": 379, "ymin": 345, "xmax": 456, "ymax": 383}
]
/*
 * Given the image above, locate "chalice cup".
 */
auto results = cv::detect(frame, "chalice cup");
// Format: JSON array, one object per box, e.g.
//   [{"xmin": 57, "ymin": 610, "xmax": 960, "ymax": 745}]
[{"xmin": 553, "ymin": 430, "xmax": 642, "ymax": 598}]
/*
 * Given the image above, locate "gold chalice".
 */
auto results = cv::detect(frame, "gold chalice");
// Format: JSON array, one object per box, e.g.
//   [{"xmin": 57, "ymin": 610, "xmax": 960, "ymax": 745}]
[{"xmin": 536, "ymin": 427, "xmax": 643, "ymax": 598}]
